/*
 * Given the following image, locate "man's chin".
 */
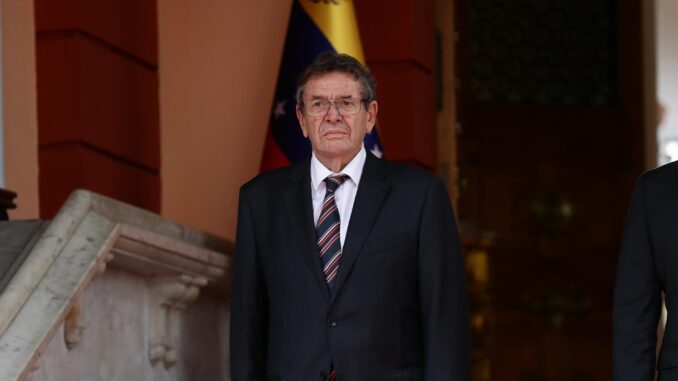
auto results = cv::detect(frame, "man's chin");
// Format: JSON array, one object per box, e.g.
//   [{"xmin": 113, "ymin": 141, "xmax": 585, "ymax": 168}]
[
  {"xmin": 316, "ymin": 145, "xmax": 357, "ymax": 159},
  {"xmin": 319, "ymin": 140, "xmax": 349, "ymax": 151}
]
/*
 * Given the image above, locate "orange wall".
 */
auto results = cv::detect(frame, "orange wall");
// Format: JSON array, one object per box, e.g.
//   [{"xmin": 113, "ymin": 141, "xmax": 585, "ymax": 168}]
[
  {"xmin": 159, "ymin": 0, "xmax": 293, "ymax": 240},
  {"xmin": 2, "ymin": 0, "xmax": 39, "ymax": 219}
]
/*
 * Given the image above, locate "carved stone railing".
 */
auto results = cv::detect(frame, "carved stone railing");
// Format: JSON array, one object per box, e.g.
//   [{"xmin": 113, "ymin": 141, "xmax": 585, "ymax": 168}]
[{"xmin": 0, "ymin": 190, "xmax": 232, "ymax": 381}]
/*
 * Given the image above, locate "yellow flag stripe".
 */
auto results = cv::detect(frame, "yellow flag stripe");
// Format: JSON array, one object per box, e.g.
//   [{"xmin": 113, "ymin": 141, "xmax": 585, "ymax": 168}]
[{"xmin": 298, "ymin": 0, "xmax": 366, "ymax": 64}]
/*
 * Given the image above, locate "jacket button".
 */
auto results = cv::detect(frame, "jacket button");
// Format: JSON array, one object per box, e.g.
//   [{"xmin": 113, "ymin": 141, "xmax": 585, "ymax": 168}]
[{"xmin": 327, "ymin": 318, "xmax": 337, "ymax": 328}]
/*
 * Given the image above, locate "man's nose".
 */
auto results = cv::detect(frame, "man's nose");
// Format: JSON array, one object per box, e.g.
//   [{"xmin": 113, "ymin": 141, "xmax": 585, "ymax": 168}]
[{"xmin": 324, "ymin": 102, "xmax": 342, "ymax": 122}]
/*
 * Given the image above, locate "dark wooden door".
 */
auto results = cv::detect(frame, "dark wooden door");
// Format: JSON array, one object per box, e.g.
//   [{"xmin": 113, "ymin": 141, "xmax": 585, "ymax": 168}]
[{"xmin": 455, "ymin": 0, "xmax": 653, "ymax": 379}]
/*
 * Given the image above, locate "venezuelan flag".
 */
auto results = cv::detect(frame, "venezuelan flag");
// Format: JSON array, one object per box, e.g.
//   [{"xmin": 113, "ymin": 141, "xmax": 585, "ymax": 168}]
[{"xmin": 260, "ymin": 0, "xmax": 384, "ymax": 172}]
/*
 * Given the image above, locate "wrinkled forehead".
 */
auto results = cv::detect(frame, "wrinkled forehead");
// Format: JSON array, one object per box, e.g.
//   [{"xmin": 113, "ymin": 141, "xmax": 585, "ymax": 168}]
[{"xmin": 304, "ymin": 72, "xmax": 363, "ymax": 99}]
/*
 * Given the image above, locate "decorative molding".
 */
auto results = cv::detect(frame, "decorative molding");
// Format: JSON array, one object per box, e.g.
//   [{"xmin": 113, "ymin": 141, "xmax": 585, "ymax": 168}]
[
  {"xmin": 148, "ymin": 275, "xmax": 208, "ymax": 368},
  {"xmin": 96, "ymin": 253, "xmax": 115, "ymax": 276},
  {"xmin": 110, "ymin": 224, "xmax": 228, "ymax": 291},
  {"xmin": 63, "ymin": 251, "xmax": 113, "ymax": 351},
  {"xmin": 64, "ymin": 299, "xmax": 83, "ymax": 350}
]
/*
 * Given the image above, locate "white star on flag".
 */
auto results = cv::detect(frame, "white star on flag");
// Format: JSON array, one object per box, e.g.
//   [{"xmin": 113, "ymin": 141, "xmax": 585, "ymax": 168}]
[
  {"xmin": 370, "ymin": 145, "xmax": 383, "ymax": 158},
  {"xmin": 273, "ymin": 100, "xmax": 286, "ymax": 120}
]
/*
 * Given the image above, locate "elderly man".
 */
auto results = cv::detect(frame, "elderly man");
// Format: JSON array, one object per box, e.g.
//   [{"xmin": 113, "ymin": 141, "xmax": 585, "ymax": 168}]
[{"xmin": 230, "ymin": 51, "xmax": 470, "ymax": 381}]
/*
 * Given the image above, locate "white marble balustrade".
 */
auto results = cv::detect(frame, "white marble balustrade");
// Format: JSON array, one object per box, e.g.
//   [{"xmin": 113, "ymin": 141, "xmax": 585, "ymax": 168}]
[{"xmin": 0, "ymin": 190, "xmax": 232, "ymax": 381}]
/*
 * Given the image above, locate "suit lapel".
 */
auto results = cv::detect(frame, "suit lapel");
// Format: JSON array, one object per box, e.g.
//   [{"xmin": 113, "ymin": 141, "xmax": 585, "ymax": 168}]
[
  {"xmin": 283, "ymin": 161, "xmax": 331, "ymax": 302},
  {"xmin": 330, "ymin": 153, "xmax": 391, "ymax": 304}
]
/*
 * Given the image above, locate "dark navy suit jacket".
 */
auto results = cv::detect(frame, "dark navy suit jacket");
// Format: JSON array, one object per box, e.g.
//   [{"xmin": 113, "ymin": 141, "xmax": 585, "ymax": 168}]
[
  {"xmin": 614, "ymin": 161, "xmax": 678, "ymax": 380},
  {"xmin": 230, "ymin": 152, "xmax": 471, "ymax": 381}
]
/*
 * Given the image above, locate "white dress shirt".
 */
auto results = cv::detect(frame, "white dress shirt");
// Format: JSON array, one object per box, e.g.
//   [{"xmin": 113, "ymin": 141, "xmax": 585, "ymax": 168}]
[{"xmin": 310, "ymin": 146, "xmax": 366, "ymax": 246}]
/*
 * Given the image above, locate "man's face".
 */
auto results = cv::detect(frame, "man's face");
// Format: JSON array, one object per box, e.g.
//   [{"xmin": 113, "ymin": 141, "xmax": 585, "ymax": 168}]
[{"xmin": 296, "ymin": 72, "xmax": 377, "ymax": 163}]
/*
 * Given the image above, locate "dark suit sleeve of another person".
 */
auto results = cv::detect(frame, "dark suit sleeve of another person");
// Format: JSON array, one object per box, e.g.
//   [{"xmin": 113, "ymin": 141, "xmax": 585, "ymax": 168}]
[
  {"xmin": 230, "ymin": 186, "xmax": 269, "ymax": 381},
  {"xmin": 418, "ymin": 176, "xmax": 471, "ymax": 380},
  {"xmin": 613, "ymin": 176, "xmax": 662, "ymax": 381}
]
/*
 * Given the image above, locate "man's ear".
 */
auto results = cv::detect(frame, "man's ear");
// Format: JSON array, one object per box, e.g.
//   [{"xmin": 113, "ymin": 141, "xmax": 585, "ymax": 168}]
[
  {"xmin": 296, "ymin": 105, "xmax": 309, "ymax": 138},
  {"xmin": 366, "ymin": 100, "xmax": 378, "ymax": 133}
]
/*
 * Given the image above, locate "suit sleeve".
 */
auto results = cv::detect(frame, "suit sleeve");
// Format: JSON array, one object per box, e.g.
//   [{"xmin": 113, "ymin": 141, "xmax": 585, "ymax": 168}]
[
  {"xmin": 230, "ymin": 187, "xmax": 269, "ymax": 381},
  {"xmin": 613, "ymin": 176, "xmax": 662, "ymax": 380},
  {"xmin": 418, "ymin": 177, "xmax": 471, "ymax": 380}
]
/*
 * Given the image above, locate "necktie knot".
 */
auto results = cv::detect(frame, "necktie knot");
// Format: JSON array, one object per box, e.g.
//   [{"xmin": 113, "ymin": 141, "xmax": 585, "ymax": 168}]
[{"xmin": 324, "ymin": 175, "xmax": 348, "ymax": 193}]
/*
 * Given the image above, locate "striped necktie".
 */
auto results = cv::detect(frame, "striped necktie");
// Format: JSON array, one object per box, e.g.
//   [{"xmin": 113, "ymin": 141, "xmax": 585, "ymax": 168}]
[
  {"xmin": 316, "ymin": 174, "xmax": 348, "ymax": 291},
  {"xmin": 317, "ymin": 175, "xmax": 348, "ymax": 381}
]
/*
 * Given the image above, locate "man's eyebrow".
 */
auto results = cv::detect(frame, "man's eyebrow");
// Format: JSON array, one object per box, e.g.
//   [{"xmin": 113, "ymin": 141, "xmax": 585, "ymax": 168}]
[{"xmin": 309, "ymin": 95, "xmax": 355, "ymax": 99}]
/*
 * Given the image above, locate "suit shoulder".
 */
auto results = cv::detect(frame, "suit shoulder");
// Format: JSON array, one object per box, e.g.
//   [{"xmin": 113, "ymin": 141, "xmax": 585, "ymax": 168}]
[
  {"xmin": 639, "ymin": 161, "xmax": 678, "ymax": 190},
  {"xmin": 240, "ymin": 161, "xmax": 307, "ymax": 197},
  {"xmin": 378, "ymin": 158, "xmax": 443, "ymax": 188}
]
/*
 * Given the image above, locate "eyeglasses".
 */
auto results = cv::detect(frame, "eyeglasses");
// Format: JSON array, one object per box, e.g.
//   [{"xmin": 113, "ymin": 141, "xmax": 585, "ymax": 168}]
[{"xmin": 303, "ymin": 98, "xmax": 366, "ymax": 116}]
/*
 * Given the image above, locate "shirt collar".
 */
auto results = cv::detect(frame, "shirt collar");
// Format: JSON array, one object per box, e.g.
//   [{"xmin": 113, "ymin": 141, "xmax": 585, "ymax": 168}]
[{"xmin": 311, "ymin": 145, "xmax": 366, "ymax": 191}]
